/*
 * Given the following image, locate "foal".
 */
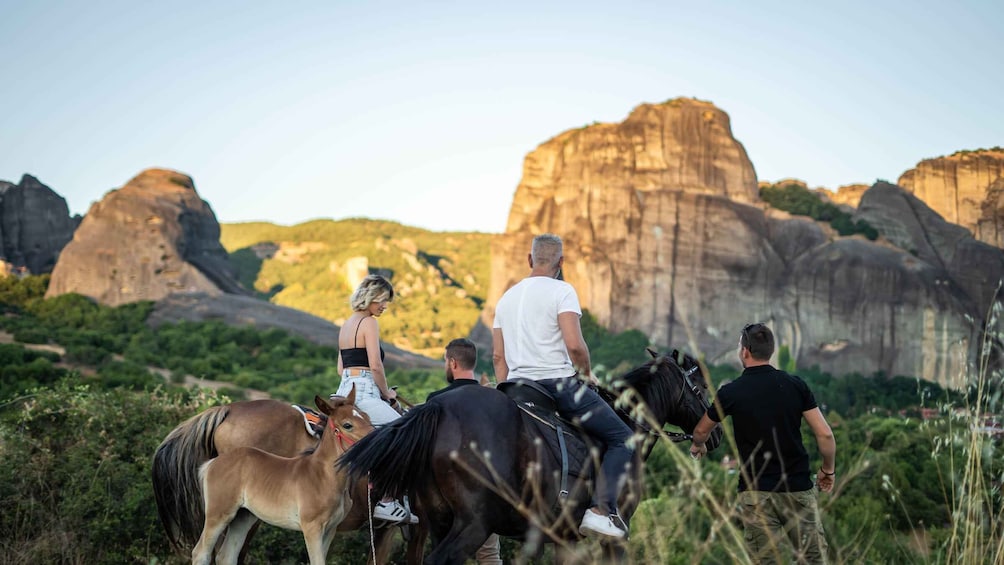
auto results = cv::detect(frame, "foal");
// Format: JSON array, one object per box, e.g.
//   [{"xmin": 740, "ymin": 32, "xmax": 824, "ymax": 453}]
[{"xmin": 192, "ymin": 387, "xmax": 373, "ymax": 565}]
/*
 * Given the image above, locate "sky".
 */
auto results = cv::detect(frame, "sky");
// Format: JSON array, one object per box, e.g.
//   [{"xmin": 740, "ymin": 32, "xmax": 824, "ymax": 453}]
[{"xmin": 1, "ymin": 1, "xmax": 1001, "ymax": 233}]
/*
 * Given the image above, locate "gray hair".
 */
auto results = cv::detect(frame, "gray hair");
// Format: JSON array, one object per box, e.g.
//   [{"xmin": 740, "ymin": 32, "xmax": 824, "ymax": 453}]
[
  {"xmin": 349, "ymin": 274, "xmax": 394, "ymax": 311},
  {"xmin": 531, "ymin": 234, "xmax": 563, "ymax": 269}
]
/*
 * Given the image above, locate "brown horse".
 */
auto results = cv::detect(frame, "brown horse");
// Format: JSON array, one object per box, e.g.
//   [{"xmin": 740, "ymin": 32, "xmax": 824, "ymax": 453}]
[
  {"xmin": 193, "ymin": 389, "xmax": 372, "ymax": 565},
  {"xmin": 153, "ymin": 393, "xmax": 402, "ymax": 563}
]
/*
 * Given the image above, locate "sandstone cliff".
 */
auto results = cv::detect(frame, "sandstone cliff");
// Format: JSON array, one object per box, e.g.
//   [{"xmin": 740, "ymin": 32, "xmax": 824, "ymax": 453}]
[
  {"xmin": 46, "ymin": 168, "xmax": 247, "ymax": 305},
  {"xmin": 898, "ymin": 149, "xmax": 1004, "ymax": 247},
  {"xmin": 0, "ymin": 174, "xmax": 78, "ymax": 273},
  {"xmin": 827, "ymin": 183, "xmax": 869, "ymax": 209},
  {"xmin": 484, "ymin": 101, "xmax": 1000, "ymax": 388}
]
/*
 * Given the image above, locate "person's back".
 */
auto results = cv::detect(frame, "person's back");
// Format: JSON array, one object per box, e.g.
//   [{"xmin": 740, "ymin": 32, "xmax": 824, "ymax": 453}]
[
  {"xmin": 493, "ymin": 276, "xmax": 579, "ymax": 381},
  {"xmin": 717, "ymin": 365, "xmax": 815, "ymax": 492},
  {"xmin": 690, "ymin": 323, "xmax": 835, "ymax": 564}
]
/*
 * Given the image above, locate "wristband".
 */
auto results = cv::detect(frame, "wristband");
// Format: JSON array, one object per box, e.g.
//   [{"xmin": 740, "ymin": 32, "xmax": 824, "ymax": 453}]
[{"xmin": 820, "ymin": 468, "xmax": 835, "ymax": 476}]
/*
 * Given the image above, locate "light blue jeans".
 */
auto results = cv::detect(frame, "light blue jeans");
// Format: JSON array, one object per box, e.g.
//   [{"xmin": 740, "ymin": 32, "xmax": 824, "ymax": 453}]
[{"xmin": 334, "ymin": 370, "xmax": 401, "ymax": 426}]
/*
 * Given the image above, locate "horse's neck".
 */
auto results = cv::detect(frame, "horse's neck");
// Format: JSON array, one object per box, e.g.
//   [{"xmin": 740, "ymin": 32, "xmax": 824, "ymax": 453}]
[{"xmin": 313, "ymin": 427, "xmax": 348, "ymax": 463}]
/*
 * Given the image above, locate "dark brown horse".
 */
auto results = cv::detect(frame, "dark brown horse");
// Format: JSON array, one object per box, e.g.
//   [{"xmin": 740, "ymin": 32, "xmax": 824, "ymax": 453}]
[
  {"xmin": 152, "ymin": 394, "xmax": 401, "ymax": 564},
  {"xmin": 341, "ymin": 350, "xmax": 723, "ymax": 564}
]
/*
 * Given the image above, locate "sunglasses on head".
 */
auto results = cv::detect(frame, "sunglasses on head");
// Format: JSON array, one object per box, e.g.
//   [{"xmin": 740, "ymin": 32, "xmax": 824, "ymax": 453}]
[{"xmin": 741, "ymin": 323, "xmax": 763, "ymax": 348}]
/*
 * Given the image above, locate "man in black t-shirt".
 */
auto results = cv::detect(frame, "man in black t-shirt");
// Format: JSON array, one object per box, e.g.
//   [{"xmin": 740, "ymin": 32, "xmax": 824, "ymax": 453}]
[
  {"xmin": 427, "ymin": 338, "xmax": 484, "ymax": 402},
  {"xmin": 426, "ymin": 338, "xmax": 502, "ymax": 565},
  {"xmin": 690, "ymin": 323, "xmax": 836, "ymax": 564}
]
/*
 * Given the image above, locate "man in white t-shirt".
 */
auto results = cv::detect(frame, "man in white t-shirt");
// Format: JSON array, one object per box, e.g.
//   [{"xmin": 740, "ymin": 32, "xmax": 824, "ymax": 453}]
[{"xmin": 492, "ymin": 233, "xmax": 634, "ymax": 540}]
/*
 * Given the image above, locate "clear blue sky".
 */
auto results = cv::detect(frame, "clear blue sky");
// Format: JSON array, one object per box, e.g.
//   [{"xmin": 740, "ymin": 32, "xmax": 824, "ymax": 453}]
[{"xmin": 1, "ymin": 1, "xmax": 1000, "ymax": 233}]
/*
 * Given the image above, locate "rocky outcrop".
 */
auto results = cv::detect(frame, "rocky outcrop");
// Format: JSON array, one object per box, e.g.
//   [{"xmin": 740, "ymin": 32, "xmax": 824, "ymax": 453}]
[
  {"xmin": 504, "ymin": 98, "xmax": 758, "ymax": 236},
  {"xmin": 0, "ymin": 174, "xmax": 78, "ymax": 273},
  {"xmin": 827, "ymin": 184, "xmax": 869, "ymax": 209},
  {"xmin": 898, "ymin": 149, "xmax": 1004, "ymax": 247},
  {"xmin": 853, "ymin": 182, "xmax": 1004, "ymax": 313},
  {"xmin": 46, "ymin": 168, "xmax": 247, "ymax": 305},
  {"xmin": 484, "ymin": 101, "xmax": 1000, "ymax": 388},
  {"xmin": 148, "ymin": 293, "xmax": 438, "ymax": 369}
]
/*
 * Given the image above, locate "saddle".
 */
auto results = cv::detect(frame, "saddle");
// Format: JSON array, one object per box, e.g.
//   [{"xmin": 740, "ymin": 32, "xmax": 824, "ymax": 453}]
[
  {"xmin": 497, "ymin": 379, "xmax": 596, "ymax": 500},
  {"xmin": 292, "ymin": 404, "xmax": 327, "ymax": 439}
]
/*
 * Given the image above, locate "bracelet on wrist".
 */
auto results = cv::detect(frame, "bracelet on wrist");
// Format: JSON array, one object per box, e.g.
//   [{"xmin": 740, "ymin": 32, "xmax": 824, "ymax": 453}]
[{"xmin": 820, "ymin": 468, "xmax": 835, "ymax": 476}]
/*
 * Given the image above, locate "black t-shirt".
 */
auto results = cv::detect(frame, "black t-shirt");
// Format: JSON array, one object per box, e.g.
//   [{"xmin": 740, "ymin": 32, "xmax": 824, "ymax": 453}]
[
  {"xmin": 426, "ymin": 378, "xmax": 481, "ymax": 402},
  {"xmin": 708, "ymin": 364, "xmax": 818, "ymax": 492}
]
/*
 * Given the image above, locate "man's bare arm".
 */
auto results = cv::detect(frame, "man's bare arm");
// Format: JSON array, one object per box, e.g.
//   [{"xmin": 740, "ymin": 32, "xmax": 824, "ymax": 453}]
[
  {"xmin": 557, "ymin": 311, "xmax": 592, "ymax": 379},
  {"xmin": 689, "ymin": 413, "xmax": 717, "ymax": 459},
  {"xmin": 804, "ymin": 407, "xmax": 836, "ymax": 492},
  {"xmin": 492, "ymin": 328, "xmax": 509, "ymax": 382}
]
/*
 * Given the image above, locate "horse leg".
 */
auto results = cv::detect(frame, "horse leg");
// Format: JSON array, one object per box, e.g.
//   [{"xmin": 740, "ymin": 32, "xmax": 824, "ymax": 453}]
[
  {"xmin": 215, "ymin": 510, "xmax": 258, "ymax": 565},
  {"xmin": 301, "ymin": 520, "xmax": 328, "ymax": 565},
  {"xmin": 404, "ymin": 523, "xmax": 428, "ymax": 565},
  {"xmin": 367, "ymin": 525, "xmax": 397, "ymax": 565},
  {"xmin": 424, "ymin": 520, "xmax": 491, "ymax": 565},
  {"xmin": 192, "ymin": 509, "xmax": 235, "ymax": 565},
  {"xmin": 236, "ymin": 519, "xmax": 260, "ymax": 564}
]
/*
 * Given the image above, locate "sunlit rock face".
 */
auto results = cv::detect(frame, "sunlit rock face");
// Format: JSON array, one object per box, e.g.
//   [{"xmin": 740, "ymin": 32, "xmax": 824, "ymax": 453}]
[
  {"xmin": 46, "ymin": 168, "xmax": 247, "ymax": 306},
  {"xmin": 483, "ymin": 100, "xmax": 1001, "ymax": 388},
  {"xmin": 898, "ymin": 149, "xmax": 1004, "ymax": 248}
]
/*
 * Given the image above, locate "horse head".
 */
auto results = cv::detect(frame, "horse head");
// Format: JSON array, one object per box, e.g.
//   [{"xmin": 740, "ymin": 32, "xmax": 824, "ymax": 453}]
[
  {"xmin": 316, "ymin": 385, "xmax": 374, "ymax": 446},
  {"xmin": 624, "ymin": 348, "xmax": 722, "ymax": 451}
]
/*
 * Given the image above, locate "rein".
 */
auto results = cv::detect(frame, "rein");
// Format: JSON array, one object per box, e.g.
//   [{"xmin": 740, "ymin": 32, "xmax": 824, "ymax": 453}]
[
  {"xmin": 327, "ymin": 417, "xmax": 358, "ymax": 451},
  {"xmin": 607, "ymin": 358, "xmax": 710, "ymax": 443}
]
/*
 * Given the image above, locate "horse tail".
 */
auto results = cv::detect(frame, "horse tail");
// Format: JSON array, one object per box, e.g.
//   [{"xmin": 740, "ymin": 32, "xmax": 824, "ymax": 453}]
[
  {"xmin": 151, "ymin": 405, "xmax": 230, "ymax": 551},
  {"xmin": 338, "ymin": 402, "xmax": 442, "ymax": 499}
]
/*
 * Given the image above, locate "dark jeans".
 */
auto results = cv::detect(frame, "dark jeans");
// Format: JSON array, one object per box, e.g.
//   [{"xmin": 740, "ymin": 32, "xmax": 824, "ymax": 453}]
[{"xmin": 536, "ymin": 376, "xmax": 634, "ymax": 514}]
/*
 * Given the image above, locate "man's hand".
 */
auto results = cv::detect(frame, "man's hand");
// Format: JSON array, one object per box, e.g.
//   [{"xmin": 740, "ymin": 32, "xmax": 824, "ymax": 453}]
[
  {"xmin": 816, "ymin": 469, "xmax": 835, "ymax": 493},
  {"xmin": 690, "ymin": 442, "xmax": 707, "ymax": 460}
]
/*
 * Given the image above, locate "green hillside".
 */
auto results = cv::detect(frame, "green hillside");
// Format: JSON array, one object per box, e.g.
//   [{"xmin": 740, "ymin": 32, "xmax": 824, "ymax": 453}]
[{"xmin": 220, "ymin": 219, "xmax": 492, "ymax": 356}]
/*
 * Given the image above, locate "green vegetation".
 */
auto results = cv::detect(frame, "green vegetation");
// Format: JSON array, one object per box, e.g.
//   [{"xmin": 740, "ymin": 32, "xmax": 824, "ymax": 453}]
[
  {"xmin": 949, "ymin": 146, "xmax": 1004, "ymax": 157},
  {"xmin": 760, "ymin": 182, "xmax": 879, "ymax": 240},
  {"xmin": 0, "ymin": 274, "xmax": 1000, "ymax": 563},
  {"xmin": 220, "ymin": 219, "xmax": 492, "ymax": 356}
]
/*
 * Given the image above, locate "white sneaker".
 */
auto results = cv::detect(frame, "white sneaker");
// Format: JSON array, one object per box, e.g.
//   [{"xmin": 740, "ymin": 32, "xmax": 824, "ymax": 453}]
[
  {"xmin": 578, "ymin": 511, "xmax": 626, "ymax": 540},
  {"xmin": 373, "ymin": 500, "xmax": 418, "ymax": 524}
]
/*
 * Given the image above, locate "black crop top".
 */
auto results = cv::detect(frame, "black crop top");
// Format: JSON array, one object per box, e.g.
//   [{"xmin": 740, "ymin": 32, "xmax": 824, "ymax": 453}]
[{"xmin": 340, "ymin": 319, "xmax": 385, "ymax": 368}]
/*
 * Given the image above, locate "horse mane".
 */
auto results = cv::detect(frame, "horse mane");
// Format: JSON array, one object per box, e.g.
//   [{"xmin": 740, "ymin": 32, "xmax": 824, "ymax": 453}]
[{"xmin": 613, "ymin": 356, "xmax": 680, "ymax": 425}]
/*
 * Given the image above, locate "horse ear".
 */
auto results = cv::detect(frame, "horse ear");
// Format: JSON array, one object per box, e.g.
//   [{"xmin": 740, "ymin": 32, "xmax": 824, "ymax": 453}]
[
  {"xmin": 346, "ymin": 383, "xmax": 357, "ymax": 405},
  {"xmin": 315, "ymin": 395, "xmax": 333, "ymax": 415},
  {"xmin": 646, "ymin": 346, "xmax": 659, "ymax": 359},
  {"xmin": 671, "ymin": 349, "xmax": 680, "ymax": 364}
]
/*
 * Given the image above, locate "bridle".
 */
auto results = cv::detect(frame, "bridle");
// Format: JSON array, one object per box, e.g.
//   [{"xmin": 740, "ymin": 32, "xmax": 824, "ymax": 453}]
[
  {"xmin": 623, "ymin": 356, "xmax": 711, "ymax": 443},
  {"xmin": 327, "ymin": 415, "xmax": 361, "ymax": 451},
  {"xmin": 678, "ymin": 362, "xmax": 710, "ymax": 409}
]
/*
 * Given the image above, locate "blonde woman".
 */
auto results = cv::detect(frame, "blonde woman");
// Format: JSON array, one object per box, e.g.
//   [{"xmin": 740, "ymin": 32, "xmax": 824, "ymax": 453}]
[{"xmin": 333, "ymin": 274, "xmax": 416, "ymax": 523}]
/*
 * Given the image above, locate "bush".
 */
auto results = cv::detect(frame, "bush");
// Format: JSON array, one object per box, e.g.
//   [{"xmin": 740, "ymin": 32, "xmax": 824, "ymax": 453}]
[{"xmin": 0, "ymin": 383, "xmax": 228, "ymax": 564}]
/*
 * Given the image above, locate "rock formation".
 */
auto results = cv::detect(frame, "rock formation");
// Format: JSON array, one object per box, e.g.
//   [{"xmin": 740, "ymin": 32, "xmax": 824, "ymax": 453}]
[
  {"xmin": 898, "ymin": 149, "xmax": 1004, "ymax": 247},
  {"xmin": 46, "ymin": 168, "xmax": 247, "ymax": 305},
  {"xmin": 484, "ymin": 100, "xmax": 1000, "ymax": 388},
  {"xmin": 827, "ymin": 183, "xmax": 869, "ymax": 208},
  {"xmin": 0, "ymin": 174, "xmax": 78, "ymax": 273}
]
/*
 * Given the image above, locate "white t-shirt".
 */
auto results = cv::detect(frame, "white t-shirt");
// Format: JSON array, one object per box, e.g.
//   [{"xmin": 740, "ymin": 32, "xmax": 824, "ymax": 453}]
[{"xmin": 493, "ymin": 276, "xmax": 582, "ymax": 381}]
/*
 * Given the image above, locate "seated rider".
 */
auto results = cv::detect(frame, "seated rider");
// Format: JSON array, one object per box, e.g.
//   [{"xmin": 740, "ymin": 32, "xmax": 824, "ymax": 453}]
[
  {"xmin": 492, "ymin": 234, "xmax": 635, "ymax": 540},
  {"xmin": 333, "ymin": 274, "xmax": 416, "ymax": 524}
]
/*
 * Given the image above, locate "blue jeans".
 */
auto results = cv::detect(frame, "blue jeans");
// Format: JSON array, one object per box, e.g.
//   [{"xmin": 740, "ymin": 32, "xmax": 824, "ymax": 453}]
[{"xmin": 536, "ymin": 376, "xmax": 634, "ymax": 514}]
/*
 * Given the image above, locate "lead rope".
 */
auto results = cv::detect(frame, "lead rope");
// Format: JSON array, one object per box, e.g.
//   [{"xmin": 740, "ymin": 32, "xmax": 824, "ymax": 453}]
[{"xmin": 367, "ymin": 476, "xmax": 377, "ymax": 564}]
